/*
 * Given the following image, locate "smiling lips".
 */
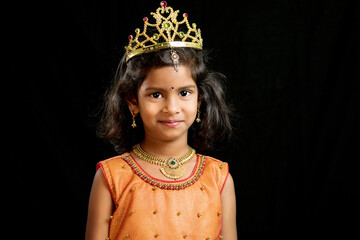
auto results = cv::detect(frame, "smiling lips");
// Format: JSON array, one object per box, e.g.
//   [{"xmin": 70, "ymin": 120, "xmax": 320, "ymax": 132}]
[{"xmin": 159, "ymin": 120, "xmax": 184, "ymax": 127}]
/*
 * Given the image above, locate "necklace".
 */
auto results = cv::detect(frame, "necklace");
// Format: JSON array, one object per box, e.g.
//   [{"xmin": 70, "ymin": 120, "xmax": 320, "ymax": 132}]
[{"xmin": 132, "ymin": 144, "xmax": 196, "ymax": 180}]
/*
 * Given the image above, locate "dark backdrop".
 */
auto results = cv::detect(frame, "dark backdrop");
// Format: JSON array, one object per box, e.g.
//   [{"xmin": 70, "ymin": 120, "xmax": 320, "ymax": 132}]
[{"xmin": 9, "ymin": 0, "xmax": 359, "ymax": 239}]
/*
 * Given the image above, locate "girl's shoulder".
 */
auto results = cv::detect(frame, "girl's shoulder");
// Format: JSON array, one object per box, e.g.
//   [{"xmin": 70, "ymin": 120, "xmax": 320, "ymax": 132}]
[
  {"xmin": 197, "ymin": 154, "xmax": 229, "ymax": 192},
  {"xmin": 95, "ymin": 152, "xmax": 133, "ymax": 202},
  {"xmin": 199, "ymin": 153, "xmax": 229, "ymax": 170},
  {"xmin": 96, "ymin": 152, "xmax": 130, "ymax": 172}
]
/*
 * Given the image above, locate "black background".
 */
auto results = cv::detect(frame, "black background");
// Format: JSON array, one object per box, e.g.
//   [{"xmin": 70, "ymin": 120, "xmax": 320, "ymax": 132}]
[{"xmin": 9, "ymin": 0, "xmax": 359, "ymax": 239}]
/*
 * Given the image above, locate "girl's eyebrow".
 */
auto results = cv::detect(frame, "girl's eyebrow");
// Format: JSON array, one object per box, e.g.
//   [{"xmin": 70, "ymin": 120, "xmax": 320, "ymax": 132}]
[
  {"xmin": 145, "ymin": 85, "xmax": 196, "ymax": 91},
  {"xmin": 144, "ymin": 87, "xmax": 166, "ymax": 92},
  {"xmin": 178, "ymin": 85, "xmax": 196, "ymax": 90}
]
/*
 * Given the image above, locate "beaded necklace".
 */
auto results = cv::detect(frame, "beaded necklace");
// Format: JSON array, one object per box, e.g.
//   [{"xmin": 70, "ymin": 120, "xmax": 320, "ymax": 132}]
[{"xmin": 132, "ymin": 144, "xmax": 196, "ymax": 180}]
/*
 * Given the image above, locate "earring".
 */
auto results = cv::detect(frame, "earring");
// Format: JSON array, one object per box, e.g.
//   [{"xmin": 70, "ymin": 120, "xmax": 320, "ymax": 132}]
[
  {"xmin": 130, "ymin": 111, "xmax": 137, "ymax": 128},
  {"xmin": 196, "ymin": 105, "xmax": 201, "ymax": 123}
]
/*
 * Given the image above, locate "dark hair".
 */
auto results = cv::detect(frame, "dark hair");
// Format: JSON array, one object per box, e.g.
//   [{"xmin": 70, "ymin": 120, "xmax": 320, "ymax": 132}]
[{"xmin": 97, "ymin": 48, "xmax": 233, "ymax": 154}]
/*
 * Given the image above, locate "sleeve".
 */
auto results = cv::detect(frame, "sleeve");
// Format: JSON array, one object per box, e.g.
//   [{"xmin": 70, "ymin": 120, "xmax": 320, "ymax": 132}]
[
  {"xmin": 96, "ymin": 160, "xmax": 116, "ymax": 203},
  {"xmin": 206, "ymin": 156, "xmax": 230, "ymax": 194},
  {"xmin": 219, "ymin": 162, "xmax": 229, "ymax": 194}
]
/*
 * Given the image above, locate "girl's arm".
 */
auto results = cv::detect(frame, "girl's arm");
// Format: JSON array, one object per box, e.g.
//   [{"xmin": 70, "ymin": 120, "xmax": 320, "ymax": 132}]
[
  {"xmin": 221, "ymin": 173, "xmax": 238, "ymax": 240},
  {"xmin": 85, "ymin": 169, "xmax": 114, "ymax": 240}
]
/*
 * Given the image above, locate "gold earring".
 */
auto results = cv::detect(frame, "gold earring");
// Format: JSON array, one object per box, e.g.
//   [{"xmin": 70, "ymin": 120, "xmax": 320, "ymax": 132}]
[
  {"xmin": 130, "ymin": 111, "xmax": 137, "ymax": 128},
  {"xmin": 196, "ymin": 105, "xmax": 201, "ymax": 123}
]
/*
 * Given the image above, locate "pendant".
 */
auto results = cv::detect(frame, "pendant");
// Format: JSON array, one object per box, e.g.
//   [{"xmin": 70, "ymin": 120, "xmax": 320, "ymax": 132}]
[{"xmin": 160, "ymin": 157, "xmax": 186, "ymax": 180}]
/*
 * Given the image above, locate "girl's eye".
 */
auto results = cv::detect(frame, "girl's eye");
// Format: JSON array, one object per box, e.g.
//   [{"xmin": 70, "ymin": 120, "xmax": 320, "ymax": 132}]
[
  {"xmin": 150, "ymin": 92, "xmax": 162, "ymax": 98},
  {"xmin": 179, "ymin": 90, "xmax": 190, "ymax": 97}
]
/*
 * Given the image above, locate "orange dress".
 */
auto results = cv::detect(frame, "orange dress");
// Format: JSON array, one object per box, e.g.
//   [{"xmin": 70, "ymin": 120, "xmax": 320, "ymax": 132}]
[{"xmin": 96, "ymin": 152, "xmax": 229, "ymax": 240}]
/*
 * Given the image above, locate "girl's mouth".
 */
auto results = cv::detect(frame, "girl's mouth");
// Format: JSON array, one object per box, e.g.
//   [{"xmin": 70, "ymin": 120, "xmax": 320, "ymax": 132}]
[{"xmin": 159, "ymin": 120, "xmax": 183, "ymax": 127}]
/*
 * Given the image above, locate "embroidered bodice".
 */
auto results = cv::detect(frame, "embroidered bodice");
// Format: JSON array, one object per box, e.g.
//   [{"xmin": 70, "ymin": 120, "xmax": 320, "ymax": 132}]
[{"xmin": 96, "ymin": 152, "xmax": 229, "ymax": 240}]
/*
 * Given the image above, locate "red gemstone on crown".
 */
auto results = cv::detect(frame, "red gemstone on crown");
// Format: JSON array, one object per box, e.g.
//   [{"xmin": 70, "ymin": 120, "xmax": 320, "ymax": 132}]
[
  {"xmin": 128, "ymin": 35, "xmax": 133, "ymax": 40},
  {"xmin": 161, "ymin": 1, "xmax": 167, "ymax": 8},
  {"xmin": 143, "ymin": 17, "xmax": 148, "ymax": 22},
  {"xmin": 184, "ymin": 13, "xmax": 188, "ymax": 18}
]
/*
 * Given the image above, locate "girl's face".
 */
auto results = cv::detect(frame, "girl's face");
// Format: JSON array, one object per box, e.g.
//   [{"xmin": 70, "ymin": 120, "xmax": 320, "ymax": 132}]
[{"xmin": 129, "ymin": 65, "xmax": 198, "ymax": 143}]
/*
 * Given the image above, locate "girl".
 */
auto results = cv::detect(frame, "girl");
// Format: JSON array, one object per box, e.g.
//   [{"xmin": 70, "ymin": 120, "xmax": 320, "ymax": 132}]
[{"xmin": 86, "ymin": 2, "xmax": 237, "ymax": 240}]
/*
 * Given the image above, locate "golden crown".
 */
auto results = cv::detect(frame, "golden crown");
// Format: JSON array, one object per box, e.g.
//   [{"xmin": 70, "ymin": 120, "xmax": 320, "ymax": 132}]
[{"xmin": 125, "ymin": 1, "xmax": 203, "ymax": 62}]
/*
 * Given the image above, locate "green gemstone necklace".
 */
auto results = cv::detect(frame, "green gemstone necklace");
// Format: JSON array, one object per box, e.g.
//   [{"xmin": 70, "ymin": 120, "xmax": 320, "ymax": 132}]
[{"xmin": 132, "ymin": 144, "xmax": 196, "ymax": 180}]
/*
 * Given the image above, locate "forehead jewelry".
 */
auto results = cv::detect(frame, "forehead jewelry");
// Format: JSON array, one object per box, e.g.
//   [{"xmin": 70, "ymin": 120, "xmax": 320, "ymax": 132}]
[
  {"xmin": 170, "ymin": 48, "xmax": 180, "ymax": 71},
  {"xmin": 124, "ymin": 1, "xmax": 203, "ymax": 62}
]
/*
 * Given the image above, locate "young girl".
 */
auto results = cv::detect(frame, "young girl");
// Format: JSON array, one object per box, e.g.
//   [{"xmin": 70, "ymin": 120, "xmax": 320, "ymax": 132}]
[{"xmin": 86, "ymin": 2, "xmax": 237, "ymax": 240}]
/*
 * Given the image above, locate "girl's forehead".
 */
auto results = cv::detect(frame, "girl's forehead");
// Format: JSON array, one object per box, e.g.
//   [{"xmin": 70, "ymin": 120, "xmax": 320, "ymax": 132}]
[{"xmin": 141, "ymin": 65, "xmax": 195, "ymax": 88}]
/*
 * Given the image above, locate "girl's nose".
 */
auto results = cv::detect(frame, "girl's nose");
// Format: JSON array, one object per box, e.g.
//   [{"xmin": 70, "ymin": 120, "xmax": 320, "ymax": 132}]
[{"xmin": 164, "ymin": 95, "xmax": 180, "ymax": 114}]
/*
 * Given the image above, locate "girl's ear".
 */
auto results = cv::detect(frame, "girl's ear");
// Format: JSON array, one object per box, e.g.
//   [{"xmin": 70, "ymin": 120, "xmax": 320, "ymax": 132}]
[
  {"xmin": 127, "ymin": 99, "xmax": 139, "ymax": 116},
  {"xmin": 197, "ymin": 94, "xmax": 202, "ymax": 106},
  {"xmin": 127, "ymin": 98, "xmax": 139, "ymax": 115}
]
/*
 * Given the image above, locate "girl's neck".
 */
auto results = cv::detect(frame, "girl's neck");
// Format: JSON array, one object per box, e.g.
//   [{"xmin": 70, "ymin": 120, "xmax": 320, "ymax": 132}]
[{"xmin": 140, "ymin": 137, "xmax": 189, "ymax": 159}]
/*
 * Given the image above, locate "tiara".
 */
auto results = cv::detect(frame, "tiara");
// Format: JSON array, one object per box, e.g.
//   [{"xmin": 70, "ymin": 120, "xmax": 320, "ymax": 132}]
[{"xmin": 125, "ymin": 1, "xmax": 203, "ymax": 62}]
